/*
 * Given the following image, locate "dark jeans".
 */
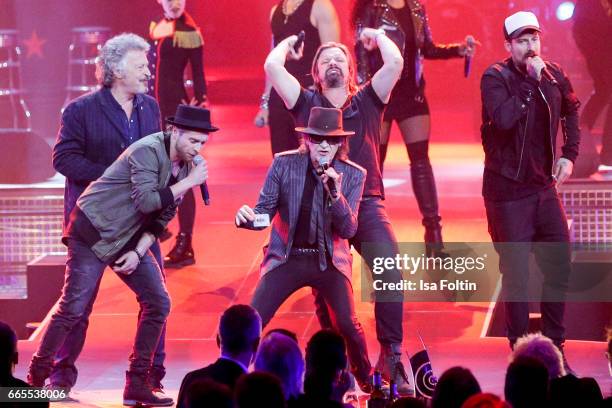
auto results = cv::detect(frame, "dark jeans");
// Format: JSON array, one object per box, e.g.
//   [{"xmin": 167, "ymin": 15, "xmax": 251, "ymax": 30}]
[
  {"xmin": 29, "ymin": 238, "xmax": 171, "ymax": 383},
  {"xmin": 251, "ymin": 254, "xmax": 371, "ymax": 381},
  {"xmin": 48, "ymin": 242, "xmax": 167, "ymax": 388},
  {"xmin": 485, "ymin": 187, "xmax": 571, "ymax": 346},
  {"xmin": 314, "ymin": 197, "xmax": 404, "ymax": 346}
]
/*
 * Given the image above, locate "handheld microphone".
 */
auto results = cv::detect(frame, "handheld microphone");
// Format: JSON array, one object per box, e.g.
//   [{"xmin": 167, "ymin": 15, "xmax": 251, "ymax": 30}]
[
  {"xmin": 464, "ymin": 35, "xmax": 475, "ymax": 78},
  {"xmin": 317, "ymin": 157, "xmax": 338, "ymax": 199},
  {"xmin": 192, "ymin": 155, "xmax": 210, "ymax": 206},
  {"xmin": 525, "ymin": 51, "xmax": 558, "ymax": 85},
  {"xmin": 293, "ymin": 30, "xmax": 305, "ymax": 53}
]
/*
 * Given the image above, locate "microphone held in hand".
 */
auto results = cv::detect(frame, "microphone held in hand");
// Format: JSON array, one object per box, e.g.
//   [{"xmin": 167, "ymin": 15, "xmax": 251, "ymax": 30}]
[
  {"xmin": 464, "ymin": 35, "xmax": 475, "ymax": 78},
  {"xmin": 525, "ymin": 51, "xmax": 558, "ymax": 85},
  {"xmin": 193, "ymin": 155, "xmax": 210, "ymax": 206},
  {"xmin": 294, "ymin": 30, "xmax": 305, "ymax": 53},
  {"xmin": 318, "ymin": 157, "xmax": 338, "ymax": 199}
]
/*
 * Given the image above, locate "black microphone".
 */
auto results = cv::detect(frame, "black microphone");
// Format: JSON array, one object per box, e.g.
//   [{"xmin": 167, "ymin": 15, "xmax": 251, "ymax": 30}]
[
  {"xmin": 318, "ymin": 157, "xmax": 337, "ymax": 199},
  {"xmin": 294, "ymin": 30, "xmax": 305, "ymax": 53},
  {"xmin": 464, "ymin": 35, "xmax": 475, "ymax": 78},
  {"xmin": 525, "ymin": 51, "xmax": 558, "ymax": 85},
  {"xmin": 192, "ymin": 155, "xmax": 210, "ymax": 206}
]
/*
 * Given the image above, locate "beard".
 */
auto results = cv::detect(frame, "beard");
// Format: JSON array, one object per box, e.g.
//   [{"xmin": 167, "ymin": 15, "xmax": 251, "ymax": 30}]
[{"xmin": 323, "ymin": 68, "xmax": 344, "ymax": 89}]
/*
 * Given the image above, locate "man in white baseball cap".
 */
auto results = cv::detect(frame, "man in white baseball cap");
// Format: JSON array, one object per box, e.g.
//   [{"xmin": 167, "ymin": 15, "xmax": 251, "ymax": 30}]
[
  {"xmin": 503, "ymin": 10, "xmax": 541, "ymax": 40},
  {"xmin": 480, "ymin": 10, "xmax": 582, "ymax": 375}
]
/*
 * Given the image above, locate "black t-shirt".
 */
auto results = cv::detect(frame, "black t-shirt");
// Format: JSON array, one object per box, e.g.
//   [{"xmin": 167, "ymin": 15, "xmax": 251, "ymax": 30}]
[{"xmin": 290, "ymin": 84, "xmax": 386, "ymax": 197}]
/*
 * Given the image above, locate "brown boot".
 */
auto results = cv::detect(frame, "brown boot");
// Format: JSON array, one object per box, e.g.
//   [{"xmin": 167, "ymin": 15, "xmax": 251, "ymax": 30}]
[
  {"xmin": 375, "ymin": 344, "xmax": 415, "ymax": 397},
  {"xmin": 123, "ymin": 371, "xmax": 173, "ymax": 407}
]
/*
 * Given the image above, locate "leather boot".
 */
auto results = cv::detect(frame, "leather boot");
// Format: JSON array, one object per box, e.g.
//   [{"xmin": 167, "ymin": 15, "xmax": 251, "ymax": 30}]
[
  {"xmin": 163, "ymin": 232, "xmax": 195, "ymax": 268},
  {"xmin": 149, "ymin": 367, "xmax": 166, "ymax": 395},
  {"xmin": 123, "ymin": 371, "xmax": 173, "ymax": 407},
  {"xmin": 374, "ymin": 344, "xmax": 415, "ymax": 396},
  {"xmin": 410, "ymin": 160, "xmax": 447, "ymax": 257}
]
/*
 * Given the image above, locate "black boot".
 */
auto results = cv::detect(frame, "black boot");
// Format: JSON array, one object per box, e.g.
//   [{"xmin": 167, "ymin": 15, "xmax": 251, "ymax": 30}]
[
  {"xmin": 374, "ymin": 343, "xmax": 415, "ymax": 396},
  {"xmin": 123, "ymin": 371, "xmax": 173, "ymax": 407},
  {"xmin": 410, "ymin": 159, "xmax": 447, "ymax": 257},
  {"xmin": 164, "ymin": 232, "xmax": 195, "ymax": 268}
]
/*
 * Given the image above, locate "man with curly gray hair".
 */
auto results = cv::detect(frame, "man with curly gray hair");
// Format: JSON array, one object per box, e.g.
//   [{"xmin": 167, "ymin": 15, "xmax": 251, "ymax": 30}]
[
  {"xmin": 510, "ymin": 333, "xmax": 566, "ymax": 379},
  {"xmin": 34, "ymin": 32, "xmax": 170, "ymax": 404},
  {"xmin": 96, "ymin": 32, "xmax": 151, "ymax": 88}
]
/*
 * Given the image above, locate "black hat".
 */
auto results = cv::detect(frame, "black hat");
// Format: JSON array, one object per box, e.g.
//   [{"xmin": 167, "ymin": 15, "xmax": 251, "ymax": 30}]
[
  {"xmin": 166, "ymin": 104, "xmax": 219, "ymax": 133},
  {"xmin": 295, "ymin": 107, "xmax": 355, "ymax": 137}
]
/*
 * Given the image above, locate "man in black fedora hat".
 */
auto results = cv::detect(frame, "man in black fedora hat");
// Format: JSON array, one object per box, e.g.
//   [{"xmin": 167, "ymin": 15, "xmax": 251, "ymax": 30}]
[
  {"xmin": 235, "ymin": 107, "xmax": 373, "ymax": 393},
  {"xmin": 29, "ymin": 104, "xmax": 217, "ymax": 407}
]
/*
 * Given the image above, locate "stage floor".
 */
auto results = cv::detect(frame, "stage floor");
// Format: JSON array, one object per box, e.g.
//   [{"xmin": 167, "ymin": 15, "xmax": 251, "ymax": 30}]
[{"xmin": 14, "ymin": 104, "xmax": 611, "ymax": 406}]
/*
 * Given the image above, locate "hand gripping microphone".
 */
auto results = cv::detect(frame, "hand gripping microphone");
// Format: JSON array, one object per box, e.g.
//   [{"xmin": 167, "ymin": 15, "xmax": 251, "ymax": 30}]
[
  {"xmin": 192, "ymin": 155, "xmax": 210, "ymax": 206},
  {"xmin": 464, "ymin": 35, "xmax": 475, "ymax": 78},
  {"xmin": 294, "ymin": 30, "xmax": 305, "ymax": 53},
  {"xmin": 525, "ymin": 51, "xmax": 558, "ymax": 85},
  {"xmin": 318, "ymin": 157, "xmax": 338, "ymax": 199}
]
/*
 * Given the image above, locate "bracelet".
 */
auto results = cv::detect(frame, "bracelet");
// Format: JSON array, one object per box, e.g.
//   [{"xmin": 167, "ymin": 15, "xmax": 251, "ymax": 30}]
[
  {"xmin": 133, "ymin": 249, "xmax": 144, "ymax": 261},
  {"xmin": 260, "ymin": 93, "xmax": 270, "ymax": 110}
]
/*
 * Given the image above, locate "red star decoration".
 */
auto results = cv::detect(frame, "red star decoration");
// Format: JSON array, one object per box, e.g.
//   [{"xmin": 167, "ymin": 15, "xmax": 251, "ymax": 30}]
[{"xmin": 23, "ymin": 31, "xmax": 46, "ymax": 59}]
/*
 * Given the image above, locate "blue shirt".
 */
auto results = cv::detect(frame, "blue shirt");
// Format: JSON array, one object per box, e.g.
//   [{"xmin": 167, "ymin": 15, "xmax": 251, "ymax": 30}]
[{"xmin": 102, "ymin": 87, "xmax": 142, "ymax": 146}]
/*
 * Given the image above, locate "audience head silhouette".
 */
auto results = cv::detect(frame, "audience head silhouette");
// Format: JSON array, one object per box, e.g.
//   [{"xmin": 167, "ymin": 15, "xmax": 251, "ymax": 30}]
[
  {"xmin": 510, "ymin": 333, "xmax": 565, "ymax": 379},
  {"xmin": 504, "ymin": 356, "xmax": 548, "ymax": 408},
  {"xmin": 184, "ymin": 378, "xmax": 233, "ymax": 408},
  {"xmin": 304, "ymin": 329, "xmax": 348, "ymax": 400},
  {"xmin": 431, "ymin": 366, "xmax": 481, "ymax": 408},
  {"xmin": 0, "ymin": 321, "xmax": 18, "ymax": 377},
  {"xmin": 218, "ymin": 304, "xmax": 262, "ymax": 358},
  {"xmin": 255, "ymin": 331, "xmax": 304, "ymax": 399},
  {"xmin": 235, "ymin": 372, "xmax": 285, "ymax": 408}
]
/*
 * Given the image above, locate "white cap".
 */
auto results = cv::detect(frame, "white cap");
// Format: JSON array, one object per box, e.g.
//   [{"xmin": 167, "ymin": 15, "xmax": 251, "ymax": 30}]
[{"xmin": 504, "ymin": 11, "xmax": 541, "ymax": 39}]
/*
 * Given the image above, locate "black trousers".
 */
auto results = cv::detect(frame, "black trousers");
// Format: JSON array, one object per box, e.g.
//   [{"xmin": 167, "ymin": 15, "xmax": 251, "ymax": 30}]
[
  {"xmin": 314, "ymin": 197, "xmax": 404, "ymax": 346},
  {"xmin": 485, "ymin": 187, "xmax": 571, "ymax": 346},
  {"xmin": 251, "ymin": 254, "xmax": 371, "ymax": 381}
]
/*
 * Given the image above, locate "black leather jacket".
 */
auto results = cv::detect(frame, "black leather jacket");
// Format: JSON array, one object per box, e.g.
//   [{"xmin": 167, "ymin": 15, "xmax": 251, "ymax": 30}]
[
  {"xmin": 354, "ymin": 0, "xmax": 462, "ymax": 86},
  {"xmin": 480, "ymin": 58, "xmax": 581, "ymax": 182}
]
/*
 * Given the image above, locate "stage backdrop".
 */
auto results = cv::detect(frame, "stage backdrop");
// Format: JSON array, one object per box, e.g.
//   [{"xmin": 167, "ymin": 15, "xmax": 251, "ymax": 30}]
[{"xmin": 0, "ymin": 0, "xmax": 586, "ymax": 144}]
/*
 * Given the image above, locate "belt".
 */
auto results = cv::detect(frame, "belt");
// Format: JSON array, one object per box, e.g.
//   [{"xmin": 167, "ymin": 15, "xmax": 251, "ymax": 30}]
[
  {"xmin": 290, "ymin": 247, "xmax": 320, "ymax": 256},
  {"xmin": 361, "ymin": 195, "xmax": 381, "ymax": 202}
]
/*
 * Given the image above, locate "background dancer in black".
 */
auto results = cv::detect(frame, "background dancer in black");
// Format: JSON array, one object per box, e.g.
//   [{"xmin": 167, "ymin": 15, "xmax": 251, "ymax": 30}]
[
  {"xmin": 150, "ymin": 0, "xmax": 208, "ymax": 268},
  {"xmin": 254, "ymin": 0, "xmax": 340, "ymax": 155},
  {"xmin": 352, "ymin": 0, "xmax": 475, "ymax": 256}
]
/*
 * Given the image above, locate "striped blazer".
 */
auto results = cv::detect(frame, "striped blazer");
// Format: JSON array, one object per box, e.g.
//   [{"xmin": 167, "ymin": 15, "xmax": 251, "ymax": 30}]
[
  {"xmin": 244, "ymin": 150, "xmax": 366, "ymax": 281},
  {"xmin": 52, "ymin": 87, "xmax": 161, "ymax": 227}
]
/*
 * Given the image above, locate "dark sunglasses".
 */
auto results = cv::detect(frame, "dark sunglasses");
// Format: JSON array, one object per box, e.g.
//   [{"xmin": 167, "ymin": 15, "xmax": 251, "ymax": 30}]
[{"xmin": 307, "ymin": 135, "xmax": 345, "ymax": 145}]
